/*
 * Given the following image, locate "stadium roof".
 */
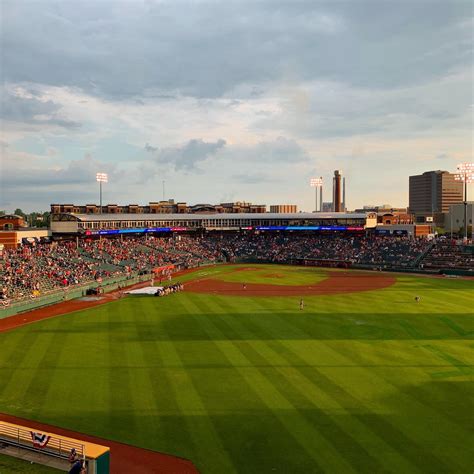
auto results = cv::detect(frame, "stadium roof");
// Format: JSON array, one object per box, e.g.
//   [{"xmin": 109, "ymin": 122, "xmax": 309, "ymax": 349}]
[{"xmin": 68, "ymin": 212, "xmax": 370, "ymax": 221}]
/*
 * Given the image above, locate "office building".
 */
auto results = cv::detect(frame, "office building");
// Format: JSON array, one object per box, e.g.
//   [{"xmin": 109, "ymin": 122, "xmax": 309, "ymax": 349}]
[{"xmin": 409, "ymin": 170, "xmax": 463, "ymax": 225}]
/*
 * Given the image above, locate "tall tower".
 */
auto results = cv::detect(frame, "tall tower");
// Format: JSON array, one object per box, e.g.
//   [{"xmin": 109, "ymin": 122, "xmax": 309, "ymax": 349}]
[{"xmin": 333, "ymin": 170, "xmax": 342, "ymax": 212}]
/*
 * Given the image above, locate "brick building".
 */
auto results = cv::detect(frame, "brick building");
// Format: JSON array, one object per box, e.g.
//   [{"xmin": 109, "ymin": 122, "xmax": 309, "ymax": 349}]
[
  {"xmin": 0, "ymin": 215, "xmax": 50, "ymax": 249},
  {"xmin": 269, "ymin": 205, "xmax": 298, "ymax": 213},
  {"xmin": 51, "ymin": 200, "xmax": 267, "ymax": 215}
]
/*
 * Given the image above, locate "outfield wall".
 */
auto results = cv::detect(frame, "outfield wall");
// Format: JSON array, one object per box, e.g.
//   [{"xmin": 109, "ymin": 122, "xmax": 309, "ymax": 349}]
[
  {"xmin": 232, "ymin": 257, "xmax": 473, "ymax": 277},
  {"xmin": 0, "ymin": 273, "xmax": 153, "ymax": 319}
]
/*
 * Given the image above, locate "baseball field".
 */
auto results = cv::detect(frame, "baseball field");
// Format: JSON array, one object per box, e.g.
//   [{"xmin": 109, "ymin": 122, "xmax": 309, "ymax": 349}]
[{"xmin": 0, "ymin": 264, "xmax": 473, "ymax": 473}]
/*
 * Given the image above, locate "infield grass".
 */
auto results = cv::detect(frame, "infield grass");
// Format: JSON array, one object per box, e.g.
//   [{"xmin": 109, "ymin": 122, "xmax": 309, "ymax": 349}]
[{"xmin": 0, "ymin": 265, "xmax": 473, "ymax": 473}]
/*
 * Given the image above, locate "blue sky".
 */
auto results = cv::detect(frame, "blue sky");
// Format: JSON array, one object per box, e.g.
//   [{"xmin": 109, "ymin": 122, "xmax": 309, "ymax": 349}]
[{"xmin": 1, "ymin": 0, "xmax": 472, "ymax": 212}]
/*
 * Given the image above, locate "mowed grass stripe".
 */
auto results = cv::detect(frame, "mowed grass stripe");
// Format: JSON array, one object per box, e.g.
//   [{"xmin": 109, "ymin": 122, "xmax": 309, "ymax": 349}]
[
  {"xmin": 107, "ymin": 304, "xmax": 141, "ymax": 443},
  {"xmin": 117, "ymin": 298, "xmax": 167, "ymax": 448},
  {"xmin": 20, "ymin": 319, "xmax": 71, "ymax": 416},
  {"xmin": 172, "ymin": 298, "xmax": 323, "ymax": 474},
  {"xmin": 181, "ymin": 294, "xmax": 356, "ymax": 474},
  {"xmin": 212, "ymin": 296, "xmax": 421, "ymax": 473},
  {"xmin": 0, "ymin": 329, "xmax": 45, "ymax": 403},
  {"xmin": 266, "ymin": 308, "xmax": 466, "ymax": 473},
  {"xmin": 152, "ymin": 299, "xmax": 237, "ymax": 474},
  {"xmin": 174, "ymin": 297, "xmax": 325, "ymax": 472},
  {"xmin": 244, "ymin": 298, "xmax": 459, "ymax": 467},
  {"xmin": 256, "ymin": 304, "xmax": 469, "ymax": 470},
  {"xmin": 127, "ymin": 300, "xmax": 199, "ymax": 457}
]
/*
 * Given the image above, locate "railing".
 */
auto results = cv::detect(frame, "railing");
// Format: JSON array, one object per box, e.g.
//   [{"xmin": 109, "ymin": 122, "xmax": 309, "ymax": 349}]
[
  {"xmin": 0, "ymin": 422, "xmax": 84, "ymax": 460},
  {"xmin": 414, "ymin": 241, "xmax": 436, "ymax": 267}
]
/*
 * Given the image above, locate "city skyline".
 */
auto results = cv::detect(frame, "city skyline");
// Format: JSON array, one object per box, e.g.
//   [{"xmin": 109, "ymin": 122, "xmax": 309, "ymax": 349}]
[{"xmin": 1, "ymin": 1, "xmax": 472, "ymax": 212}]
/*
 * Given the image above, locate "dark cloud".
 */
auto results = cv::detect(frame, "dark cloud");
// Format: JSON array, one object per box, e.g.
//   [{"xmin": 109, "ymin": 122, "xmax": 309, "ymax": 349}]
[
  {"xmin": 2, "ymin": 2, "xmax": 470, "ymax": 99},
  {"xmin": 1, "ymin": 88, "xmax": 81, "ymax": 129},
  {"xmin": 149, "ymin": 138, "xmax": 227, "ymax": 171},
  {"xmin": 144, "ymin": 143, "xmax": 158, "ymax": 153}
]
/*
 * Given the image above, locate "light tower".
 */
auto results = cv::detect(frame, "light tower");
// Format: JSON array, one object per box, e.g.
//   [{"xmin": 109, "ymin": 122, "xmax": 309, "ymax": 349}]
[
  {"xmin": 96, "ymin": 172, "xmax": 108, "ymax": 214},
  {"xmin": 454, "ymin": 163, "xmax": 474, "ymax": 241},
  {"xmin": 310, "ymin": 177, "xmax": 323, "ymax": 212}
]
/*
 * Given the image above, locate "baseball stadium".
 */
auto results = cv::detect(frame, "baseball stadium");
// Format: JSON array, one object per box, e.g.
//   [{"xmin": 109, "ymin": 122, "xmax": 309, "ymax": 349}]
[{"xmin": 0, "ymin": 212, "xmax": 473, "ymax": 474}]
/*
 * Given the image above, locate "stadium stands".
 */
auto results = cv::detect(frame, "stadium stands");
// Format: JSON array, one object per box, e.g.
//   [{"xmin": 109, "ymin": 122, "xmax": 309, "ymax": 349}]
[
  {"xmin": 420, "ymin": 242, "xmax": 474, "ymax": 270},
  {"xmin": 1, "ymin": 235, "xmax": 472, "ymax": 302}
]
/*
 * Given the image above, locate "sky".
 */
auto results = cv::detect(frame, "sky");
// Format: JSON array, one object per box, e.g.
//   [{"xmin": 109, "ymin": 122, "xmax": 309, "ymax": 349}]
[{"xmin": 1, "ymin": 0, "xmax": 472, "ymax": 213}]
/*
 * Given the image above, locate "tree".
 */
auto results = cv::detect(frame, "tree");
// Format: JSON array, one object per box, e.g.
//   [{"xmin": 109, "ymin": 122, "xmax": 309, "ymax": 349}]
[
  {"xmin": 14, "ymin": 208, "xmax": 27, "ymax": 218},
  {"xmin": 29, "ymin": 211, "xmax": 50, "ymax": 228}
]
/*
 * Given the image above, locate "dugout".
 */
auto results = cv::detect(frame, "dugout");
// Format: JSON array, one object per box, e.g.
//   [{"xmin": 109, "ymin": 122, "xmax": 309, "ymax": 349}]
[{"xmin": 0, "ymin": 421, "xmax": 110, "ymax": 473}]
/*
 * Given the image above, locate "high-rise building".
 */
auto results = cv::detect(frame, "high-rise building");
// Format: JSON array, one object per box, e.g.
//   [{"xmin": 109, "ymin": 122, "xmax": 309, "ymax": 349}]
[{"xmin": 409, "ymin": 170, "xmax": 463, "ymax": 224}]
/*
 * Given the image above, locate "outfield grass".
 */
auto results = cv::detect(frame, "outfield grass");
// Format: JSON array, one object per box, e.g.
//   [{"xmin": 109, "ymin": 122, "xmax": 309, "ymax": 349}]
[
  {"xmin": 0, "ymin": 265, "xmax": 473, "ymax": 473},
  {"xmin": 0, "ymin": 453, "xmax": 61, "ymax": 473}
]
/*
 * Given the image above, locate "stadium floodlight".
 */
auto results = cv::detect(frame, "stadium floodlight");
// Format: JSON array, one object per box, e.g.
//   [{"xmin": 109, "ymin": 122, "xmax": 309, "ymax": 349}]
[
  {"xmin": 96, "ymin": 172, "xmax": 108, "ymax": 183},
  {"xmin": 454, "ymin": 163, "xmax": 474, "ymax": 241},
  {"xmin": 96, "ymin": 172, "xmax": 108, "ymax": 214},
  {"xmin": 310, "ymin": 177, "xmax": 323, "ymax": 212}
]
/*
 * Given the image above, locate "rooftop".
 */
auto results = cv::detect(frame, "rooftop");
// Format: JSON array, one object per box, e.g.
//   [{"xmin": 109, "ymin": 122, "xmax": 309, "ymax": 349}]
[{"xmin": 66, "ymin": 212, "xmax": 371, "ymax": 221}]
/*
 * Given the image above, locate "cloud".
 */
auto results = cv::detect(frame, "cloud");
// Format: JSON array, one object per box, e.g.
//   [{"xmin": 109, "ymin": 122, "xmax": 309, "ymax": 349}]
[
  {"xmin": 232, "ymin": 173, "xmax": 277, "ymax": 184},
  {"xmin": 144, "ymin": 143, "xmax": 158, "ymax": 152},
  {"xmin": 146, "ymin": 138, "xmax": 226, "ymax": 171},
  {"xmin": 1, "ymin": 1, "xmax": 472, "ymax": 212},
  {"xmin": 213, "ymin": 137, "xmax": 311, "ymax": 166},
  {"xmin": 244, "ymin": 136, "xmax": 310, "ymax": 163},
  {"xmin": 2, "ymin": 2, "xmax": 470, "ymax": 100},
  {"xmin": 1, "ymin": 152, "xmax": 122, "ymax": 189},
  {"xmin": 1, "ymin": 85, "xmax": 81, "ymax": 129},
  {"xmin": 253, "ymin": 70, "xmax": 472, "ymax": 139}
]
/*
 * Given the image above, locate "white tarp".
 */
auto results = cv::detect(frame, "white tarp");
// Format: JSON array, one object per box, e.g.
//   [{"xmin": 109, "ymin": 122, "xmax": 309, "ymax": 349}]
[{"xmin": 125, "ymin": 286, "xmax": 163, "ymax": 295}]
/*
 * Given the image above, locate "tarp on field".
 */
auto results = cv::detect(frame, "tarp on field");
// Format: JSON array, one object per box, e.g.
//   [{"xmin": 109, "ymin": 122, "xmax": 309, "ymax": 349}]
[{"xmin": 125, "ymin": 286, "xmax": 162, "ymax": 295}]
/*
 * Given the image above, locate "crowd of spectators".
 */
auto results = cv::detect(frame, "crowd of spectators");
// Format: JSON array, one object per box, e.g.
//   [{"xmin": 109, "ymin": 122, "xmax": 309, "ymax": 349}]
[
  {"xmin": 1, "ymin": 233, "xmax": 471, "ymax": 302},
  {"xmin": 421, "ymin": 241, "xmax": 474, "ymax": 270},
  {"xmin": 0, "ymin": 236, "xmax": 222, "ymax": 301},
  {"xmin": 202, "ymin": 234, "xmax": 431, "ymax": 267},
  {"xmin": 0, "ymin": 241, "xmax": 112, "ymax": 300}
]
